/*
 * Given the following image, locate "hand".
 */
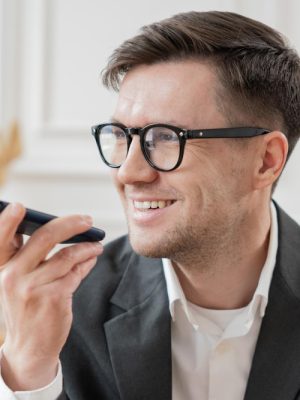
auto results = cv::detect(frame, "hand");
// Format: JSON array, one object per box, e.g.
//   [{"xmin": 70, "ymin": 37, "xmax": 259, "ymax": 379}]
[{"xmin": 0, "ymin": 203, "xmax": 103, "ymax": 390}]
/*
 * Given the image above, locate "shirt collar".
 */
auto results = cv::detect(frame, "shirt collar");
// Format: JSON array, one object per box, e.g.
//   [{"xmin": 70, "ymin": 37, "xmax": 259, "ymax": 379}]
[
  {"xmin": 163, "ymin": 202, "xmax": 278, "ymax": 328},
  {"xmin": 250, "ymin": 201, "xmax": 278, "ymax": 319}
]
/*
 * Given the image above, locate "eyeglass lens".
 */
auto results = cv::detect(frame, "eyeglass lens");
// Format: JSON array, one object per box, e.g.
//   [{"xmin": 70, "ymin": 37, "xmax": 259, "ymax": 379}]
[
  {"xmin": 99, "ymin": 125, "xmax": 127, "ymax": 166},
  {"xmin": 98, "ymin": 125, "xmax": 181, "ymax": 171},
  {"xmin": 144, "ymin": 127, "xmax": 180, "ymax": 170}
]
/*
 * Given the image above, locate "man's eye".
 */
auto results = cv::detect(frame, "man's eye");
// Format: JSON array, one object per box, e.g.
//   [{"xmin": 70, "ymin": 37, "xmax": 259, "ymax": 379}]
[
  {"xmin": 145, "ymin": 140, "xmax": 155, "ymax": 149},
  {"xmin": 158, "ymin": 133, "xmax": 172, "ymax": 141},
  {"xmin": 112, "ymin": 130, "xmax": 125, "ymax": 139},
  {"xmin": 155, "ymin": 131, "xmax": 178, "ymax": 142}
]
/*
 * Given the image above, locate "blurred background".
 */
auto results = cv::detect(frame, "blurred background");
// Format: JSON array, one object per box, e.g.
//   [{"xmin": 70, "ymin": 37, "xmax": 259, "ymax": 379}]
[{"xmin": 0, "ymin": 0, "xmax": 300, "ymax": 340}]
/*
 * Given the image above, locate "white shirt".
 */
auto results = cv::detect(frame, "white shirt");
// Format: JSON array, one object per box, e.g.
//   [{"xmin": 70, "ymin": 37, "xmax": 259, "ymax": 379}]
[
  {"xmin": 0, "ymin": 204, "xmax": 278, "ymax": 400},
  {"xmin": 163, "ymin": 202, "xmax": 278, "ymax": 400}
]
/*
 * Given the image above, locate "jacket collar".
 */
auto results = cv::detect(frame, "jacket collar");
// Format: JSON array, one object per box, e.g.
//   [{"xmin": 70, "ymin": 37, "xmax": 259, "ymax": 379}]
[
  {"xmin": 104, "ymin": 203, "xmax": 300, "ymax": 400},
  {"xmin": 105, "ymin": 250, "xmax": 172, "ymax": 400},
  {"xmin": 244, "ymin": 203, "xmax": 300, "ymax": 400}
]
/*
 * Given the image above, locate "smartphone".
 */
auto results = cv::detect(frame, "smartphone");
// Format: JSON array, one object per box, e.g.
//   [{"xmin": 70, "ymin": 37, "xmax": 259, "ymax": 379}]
[{"xmin": 0, "ymin": 200, "xmax": 105, "ymax": 244}]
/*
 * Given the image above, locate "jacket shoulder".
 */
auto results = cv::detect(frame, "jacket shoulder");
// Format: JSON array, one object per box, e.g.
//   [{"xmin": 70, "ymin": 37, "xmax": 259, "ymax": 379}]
[{"xmin": 274, "ymin": 202, "xmax": 300, "ymax": 298}]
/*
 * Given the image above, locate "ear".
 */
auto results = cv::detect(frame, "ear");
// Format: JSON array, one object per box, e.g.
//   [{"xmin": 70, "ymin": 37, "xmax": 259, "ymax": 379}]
[{"xmin": 254, "ymin": 131, "xmax": 288, "ymax": 190}]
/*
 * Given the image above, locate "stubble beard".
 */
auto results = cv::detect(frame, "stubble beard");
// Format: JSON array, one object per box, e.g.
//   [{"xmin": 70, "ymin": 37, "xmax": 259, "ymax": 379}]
[{"xmin": 126, "ymin": 206, "xmax": 241, "ymax": 273}]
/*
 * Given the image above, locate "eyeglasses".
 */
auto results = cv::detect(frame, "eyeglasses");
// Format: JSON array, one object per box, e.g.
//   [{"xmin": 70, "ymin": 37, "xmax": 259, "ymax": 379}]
[{"xmin": 91, "ymin": 123, "xmax": 270, "ymax": 172}]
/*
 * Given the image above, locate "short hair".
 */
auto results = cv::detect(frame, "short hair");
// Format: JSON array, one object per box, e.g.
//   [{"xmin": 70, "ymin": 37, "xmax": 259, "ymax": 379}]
[{"xmin": 102, "ymin": 11, "xmax": 300, "ymax": 162}]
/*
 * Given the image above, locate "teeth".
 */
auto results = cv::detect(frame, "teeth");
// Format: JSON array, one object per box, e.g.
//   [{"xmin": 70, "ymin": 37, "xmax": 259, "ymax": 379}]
[
  {"xmin": 133, "ymin": 200, "xmax": 171, "ymax": 209},
  {"xmin": 158, "ymin": 201, "xmax": 166, "ymax": 209},
  {"xmin": 151, "ymin": 201, "xmax": 158, "ymax": 208}
]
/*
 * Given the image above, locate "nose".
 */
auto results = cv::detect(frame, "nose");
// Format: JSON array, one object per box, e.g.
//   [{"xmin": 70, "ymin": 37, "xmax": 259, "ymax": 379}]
[{"xmin": 117, "ymin": 135, "xmax": 159, "ymax": 185}]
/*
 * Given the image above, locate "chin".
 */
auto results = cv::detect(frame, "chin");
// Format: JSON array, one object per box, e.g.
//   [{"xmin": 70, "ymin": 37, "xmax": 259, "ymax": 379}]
[
  {"xmin": 129, "ymin": 236, "xmax": 160, "ymax": 258},
  {"xmin": 128, "ymin": 230, "xmax": 165, "ymax": 258},
  {"xmin": 128, "ymin": 227, "xmax": 181, "ymax": 260}
]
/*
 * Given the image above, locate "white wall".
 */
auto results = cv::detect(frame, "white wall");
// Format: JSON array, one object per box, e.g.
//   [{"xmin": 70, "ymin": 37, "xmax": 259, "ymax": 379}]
[
  {"xmin": 0, "ymin": 0, "xmax": 2, "ymax": 124},
  {"xmin": 0, "ymin": 0, "xmax": 299, "ymax": 244}
]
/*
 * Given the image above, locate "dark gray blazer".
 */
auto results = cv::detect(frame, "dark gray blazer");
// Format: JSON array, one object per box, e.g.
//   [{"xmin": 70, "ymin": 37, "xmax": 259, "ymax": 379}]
[{"xmin": 59, "ymin": 204, "xmax": 300, "ymax": 400}]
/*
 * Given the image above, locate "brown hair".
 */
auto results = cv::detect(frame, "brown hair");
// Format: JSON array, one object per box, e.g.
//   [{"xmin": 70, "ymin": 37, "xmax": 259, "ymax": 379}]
[{"xmin": 102, "ymin": 11, "xmax": 300, "ymax": 161}]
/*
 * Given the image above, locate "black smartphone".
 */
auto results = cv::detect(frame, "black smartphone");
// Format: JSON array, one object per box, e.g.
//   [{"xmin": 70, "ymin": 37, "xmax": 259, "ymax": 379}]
[{"xmin": 0, "ymin": 200, "xmax": 105, "ymax": 244}]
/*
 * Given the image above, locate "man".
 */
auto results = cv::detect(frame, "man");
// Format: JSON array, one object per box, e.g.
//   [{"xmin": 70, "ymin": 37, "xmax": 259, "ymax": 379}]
[{"xmin": 0, "ymin": 10, "xmax": 300, "ymax": 400}]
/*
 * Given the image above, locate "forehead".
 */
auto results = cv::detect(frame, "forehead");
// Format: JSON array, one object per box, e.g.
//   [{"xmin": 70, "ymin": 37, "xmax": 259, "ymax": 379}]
[{"xmin": 114, "ymin": 60, "xmax": 228, "ymax": 128}]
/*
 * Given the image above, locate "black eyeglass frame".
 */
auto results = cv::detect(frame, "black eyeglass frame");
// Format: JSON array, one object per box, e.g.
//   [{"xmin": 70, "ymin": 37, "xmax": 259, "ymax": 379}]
[{"xmin": 91, "ymin": 123, "xmax": 270, "ymax": 172}]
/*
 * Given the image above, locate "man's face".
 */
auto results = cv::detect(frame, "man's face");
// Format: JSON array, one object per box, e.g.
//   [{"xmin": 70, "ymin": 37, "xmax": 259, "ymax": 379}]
[{"xmin": 111, "ymin": 61, "xmax": 259, "ymax": 264}]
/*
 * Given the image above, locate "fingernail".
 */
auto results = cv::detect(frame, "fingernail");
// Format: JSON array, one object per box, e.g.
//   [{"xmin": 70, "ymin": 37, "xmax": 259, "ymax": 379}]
[{"xmin": 10, "ymin": 203, "xmax": 23, "ymax": 216}]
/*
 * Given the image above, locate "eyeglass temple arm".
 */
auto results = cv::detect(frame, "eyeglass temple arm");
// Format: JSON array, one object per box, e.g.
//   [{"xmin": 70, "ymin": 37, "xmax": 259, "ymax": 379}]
[{"xmin": 187, "ymin": 128, "xmax": 270, "ymax": 139}]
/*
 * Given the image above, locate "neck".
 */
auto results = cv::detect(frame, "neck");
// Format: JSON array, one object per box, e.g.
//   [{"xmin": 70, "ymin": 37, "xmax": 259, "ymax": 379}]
[{"xmin": 172, "ymin": 203, "xmax": 272, "ymax": 310}]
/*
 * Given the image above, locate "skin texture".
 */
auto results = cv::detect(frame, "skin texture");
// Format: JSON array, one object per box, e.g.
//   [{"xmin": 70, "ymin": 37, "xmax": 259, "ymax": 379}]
[
  {"xmin": 0, "ymin": 203, "xmax": 103, "ymax": 390},
  {"xmin": 0, "ymin": 59, "xmax": 288, "ymax": 391},
  {"xmin": 112, "ymin": 60, "xmax": 288, "ymax": 309}
]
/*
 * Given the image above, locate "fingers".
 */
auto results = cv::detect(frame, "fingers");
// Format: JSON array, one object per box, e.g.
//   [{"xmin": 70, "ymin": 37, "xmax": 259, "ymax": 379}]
[
  {"xmin": 12, "ymin": 214, "xmax": 95, "ymax": 274},
  {"xmin": 43, "ymin": 256, "xmax": 99, "ymax": 297},
  {"xmin": 0, "ymin": 205, "xmax": 104, "ymax": 387},
  {"xmin": 12, "ymin": 234, "xmax": 24, "ymax": 250},
  {"xmin": 0, "ymin": 203, "xmax": 26, "ymax": 239},
  {"xmin": 0, "ymin": 203, "xmax": 26, "ymax": 265},
  {"xmin": 31, "ymin": 242, "xmax": 103, "ymax": 286}
]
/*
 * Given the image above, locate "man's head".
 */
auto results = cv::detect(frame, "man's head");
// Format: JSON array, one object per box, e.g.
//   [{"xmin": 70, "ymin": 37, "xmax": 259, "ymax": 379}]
[
  {"xmin": 103, "ymin": 11, "xmax": 300, "ymax": 164},
  {"xmin": 98, "ymin": 12, "xmax": 300, "ymax": 263}
]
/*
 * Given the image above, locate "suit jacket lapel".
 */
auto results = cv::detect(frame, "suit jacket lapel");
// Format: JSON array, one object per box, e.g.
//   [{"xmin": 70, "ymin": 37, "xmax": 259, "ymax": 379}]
[
  {"xmin": 244, "ymin": 205, "xmax": 300, "ymax": 400},
  {"xmin": 104, "ymin": 253, "xmax": 172, "ymax": 400},
  {"xmin": 102, "ymin": 204, "xmax": 300, "ymax": 400}
]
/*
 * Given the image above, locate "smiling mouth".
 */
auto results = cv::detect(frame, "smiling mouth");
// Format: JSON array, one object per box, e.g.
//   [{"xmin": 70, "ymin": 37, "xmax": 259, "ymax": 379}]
[{"xmin": 133, "ymin": 200, "xmax": 175, "ymax": 210}]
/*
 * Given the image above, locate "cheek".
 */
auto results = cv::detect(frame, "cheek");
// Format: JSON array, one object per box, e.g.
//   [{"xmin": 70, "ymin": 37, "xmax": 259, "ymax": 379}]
[
  {"xmin": 181, "ymin": 147, "xmax": 224, "ymax": 192},
  {"xmin": 191, "ymin": 144, "xmax": 248, "ymax": 190},
  {"xmin": 111, "ymin": 170, "xmax": 124, "ymax": 197},
  {"xmin": 182, "ymin": 142, "xmax": 225, "ymax": 180},
  {"xmin": 111, "ymin": 169, "xmax": 118, "ymax": 187},
  {"xmin": 180, "ymin": 154, "xmax": 243, "ymax": 209}
]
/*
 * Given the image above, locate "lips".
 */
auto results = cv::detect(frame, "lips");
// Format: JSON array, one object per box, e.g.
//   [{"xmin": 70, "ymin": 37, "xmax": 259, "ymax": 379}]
[{"xmin": 127, "ymin": 196, "xmax": 177, "ymax": 225}]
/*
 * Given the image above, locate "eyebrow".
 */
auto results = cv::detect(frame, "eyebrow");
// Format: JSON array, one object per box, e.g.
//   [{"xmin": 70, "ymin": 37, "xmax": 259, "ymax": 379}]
[
  {"xmin": 109, "ymin": 117, "xmax": 186, "ymax": 127},
  {"xmin": 109, "ymin": 117, "xmax": 121, "ymax": 123}
]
